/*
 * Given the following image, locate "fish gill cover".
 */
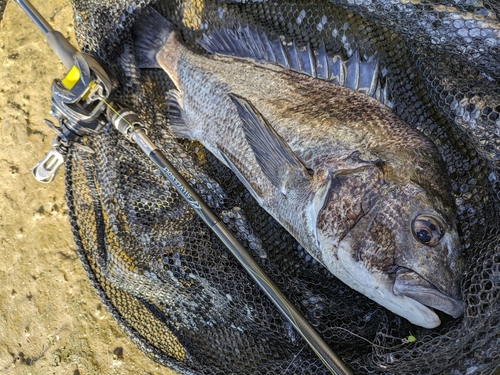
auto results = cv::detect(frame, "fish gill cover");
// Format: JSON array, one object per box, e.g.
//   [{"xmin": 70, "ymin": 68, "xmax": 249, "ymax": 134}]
[{"xmin": 66, "ymin": 0, "xmax": 500, "ymax": 374}]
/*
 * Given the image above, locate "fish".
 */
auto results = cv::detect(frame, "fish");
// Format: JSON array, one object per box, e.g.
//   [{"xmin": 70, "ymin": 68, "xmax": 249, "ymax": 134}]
[{"xmin": 132, "ymin": 7, "xmax": 465, "ymax": 329}]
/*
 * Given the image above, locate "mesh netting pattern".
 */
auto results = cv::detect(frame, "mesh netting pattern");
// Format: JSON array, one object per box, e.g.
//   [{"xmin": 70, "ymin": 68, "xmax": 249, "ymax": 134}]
[{"xmin": 65, "ymin": 0, "xmax": 500, "ymax": 374}]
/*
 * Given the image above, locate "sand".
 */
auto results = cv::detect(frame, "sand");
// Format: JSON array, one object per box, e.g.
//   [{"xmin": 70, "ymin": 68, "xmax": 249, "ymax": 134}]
[
  {"xmin": 2, "ymin": 1, "xmax": 499, "ymax": 375},
  {"xmin": 0, "ymin": 1, "xmax": 176, "ymax": 374}
]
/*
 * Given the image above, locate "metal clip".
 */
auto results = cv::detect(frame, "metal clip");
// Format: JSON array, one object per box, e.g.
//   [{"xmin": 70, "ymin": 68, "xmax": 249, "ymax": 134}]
[{"xmin": 32, "ymin": 148, "xmax": 66, "ymax": 183}]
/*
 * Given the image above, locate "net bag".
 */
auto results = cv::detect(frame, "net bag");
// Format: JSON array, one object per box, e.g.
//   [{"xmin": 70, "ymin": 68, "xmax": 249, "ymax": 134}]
[{"xmin": 61, "ymin": 0, "xmax": 500, "ymax": 374}]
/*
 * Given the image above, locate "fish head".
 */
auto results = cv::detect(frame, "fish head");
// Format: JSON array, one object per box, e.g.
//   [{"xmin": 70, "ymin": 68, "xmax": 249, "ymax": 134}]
[{"xmin": 317, "ymin": 179, "xmax": 464, "ymax": 328}]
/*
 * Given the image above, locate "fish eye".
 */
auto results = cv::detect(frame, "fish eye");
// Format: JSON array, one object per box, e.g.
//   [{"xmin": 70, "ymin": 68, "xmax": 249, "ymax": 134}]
[{"xmin": 411, "ymin": 215, "xmax": 444, "ymax": 247}]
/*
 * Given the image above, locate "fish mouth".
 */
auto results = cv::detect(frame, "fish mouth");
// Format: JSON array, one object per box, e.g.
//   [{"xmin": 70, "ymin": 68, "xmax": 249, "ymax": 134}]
[{"xmin": 393, "ymin": 267, "xmax": 464, "ymax": 319}]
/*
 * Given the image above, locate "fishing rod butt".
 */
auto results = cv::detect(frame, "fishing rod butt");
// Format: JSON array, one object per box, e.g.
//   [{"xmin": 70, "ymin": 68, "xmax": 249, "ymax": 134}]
[{"xmin": 45, "ymin": 31, "xmax": 78, "ymax": 69}]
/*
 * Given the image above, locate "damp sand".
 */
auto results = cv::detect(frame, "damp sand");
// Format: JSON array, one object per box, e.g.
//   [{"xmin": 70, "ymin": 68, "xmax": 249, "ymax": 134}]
[{"xmin": 0, "ymin": 1, "xmax": 177, "ymax": 374}]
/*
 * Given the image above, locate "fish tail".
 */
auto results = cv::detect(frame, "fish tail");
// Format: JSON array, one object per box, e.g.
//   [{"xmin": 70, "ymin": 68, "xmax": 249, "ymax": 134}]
[{"xmin": 132, "ymin": 8, "xmax": 173, "ymax": 69}]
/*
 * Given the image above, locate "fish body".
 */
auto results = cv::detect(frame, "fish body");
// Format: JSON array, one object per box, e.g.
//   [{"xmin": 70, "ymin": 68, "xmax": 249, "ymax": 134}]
[{"xmin": 133, "ymin": 9, "xmax": 464, "ymax": 328}]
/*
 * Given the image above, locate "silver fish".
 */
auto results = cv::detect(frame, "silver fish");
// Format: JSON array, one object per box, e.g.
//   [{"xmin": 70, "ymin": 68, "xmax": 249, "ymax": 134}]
[{"xmin": 133, "ymin": 8, "xmax": 464, "ymax": 328}]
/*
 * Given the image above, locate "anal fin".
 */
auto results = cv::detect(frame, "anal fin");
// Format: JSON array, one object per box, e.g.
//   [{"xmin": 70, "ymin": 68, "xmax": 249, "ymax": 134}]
[{"xmin": 167, "ymin": 90, "xmax": 193, "ymax": 140}]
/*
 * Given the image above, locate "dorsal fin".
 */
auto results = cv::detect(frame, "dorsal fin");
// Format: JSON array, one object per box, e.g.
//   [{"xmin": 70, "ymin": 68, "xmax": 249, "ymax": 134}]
[{"xmin": 198, "ymin": 25, "xmax": 392, "ymax": 107}]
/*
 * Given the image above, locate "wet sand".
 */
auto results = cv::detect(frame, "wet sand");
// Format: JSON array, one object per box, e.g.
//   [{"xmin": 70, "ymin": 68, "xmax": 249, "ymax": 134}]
[{"xmin": 0, "ymin": 1, "xmax": 176, "ymax": 374}]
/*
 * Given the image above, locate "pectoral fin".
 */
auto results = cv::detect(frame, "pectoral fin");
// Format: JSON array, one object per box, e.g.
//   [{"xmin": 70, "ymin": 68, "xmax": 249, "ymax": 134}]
[{"xmin": 228, "ymin": 93, "xmax": 310, "ymax": 192}]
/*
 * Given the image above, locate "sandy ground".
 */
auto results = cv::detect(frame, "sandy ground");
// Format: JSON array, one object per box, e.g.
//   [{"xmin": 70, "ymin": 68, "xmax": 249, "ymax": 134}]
[
  {"xmin": 1, "ymin": 1, "xmax": 499, "ymax": 375},
  {"xmin": 0, "ymin": 1, "xmax": 176, "ymax": 374}
]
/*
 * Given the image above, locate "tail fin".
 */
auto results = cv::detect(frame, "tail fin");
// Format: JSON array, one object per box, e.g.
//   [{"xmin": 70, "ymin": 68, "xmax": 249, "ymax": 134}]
[{"xmin": 133, "ymin": 8, "xmax": 173, "ymax": 68}]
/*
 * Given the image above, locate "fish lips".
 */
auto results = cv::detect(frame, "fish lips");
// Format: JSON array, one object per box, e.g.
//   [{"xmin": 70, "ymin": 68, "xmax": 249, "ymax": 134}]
[{"xmin": 393, "ymin": 268, "xmax": 465, "ymax": 319}]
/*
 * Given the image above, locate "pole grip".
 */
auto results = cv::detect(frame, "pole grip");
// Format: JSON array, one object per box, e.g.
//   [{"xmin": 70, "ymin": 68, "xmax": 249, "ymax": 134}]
[{"xmin": 46, "ymin": 30, "xmax": 78, "ymax": 69}]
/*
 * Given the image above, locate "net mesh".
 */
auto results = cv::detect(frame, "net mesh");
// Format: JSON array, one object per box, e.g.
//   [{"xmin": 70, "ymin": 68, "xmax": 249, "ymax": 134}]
[{"xmin": 61, "ymin": 0, "xmax": 500, "ymax": 374}]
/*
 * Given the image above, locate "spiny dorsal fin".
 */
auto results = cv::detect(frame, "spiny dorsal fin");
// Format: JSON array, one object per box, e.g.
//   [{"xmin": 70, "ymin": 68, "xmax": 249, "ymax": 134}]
[
  {"xmin": 228, "ymin": 93, "xmax": 310, "ymax": 192},
  {"xmin": 199, "ymin": 26, "xmax": 391, "ymax": 107}
]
